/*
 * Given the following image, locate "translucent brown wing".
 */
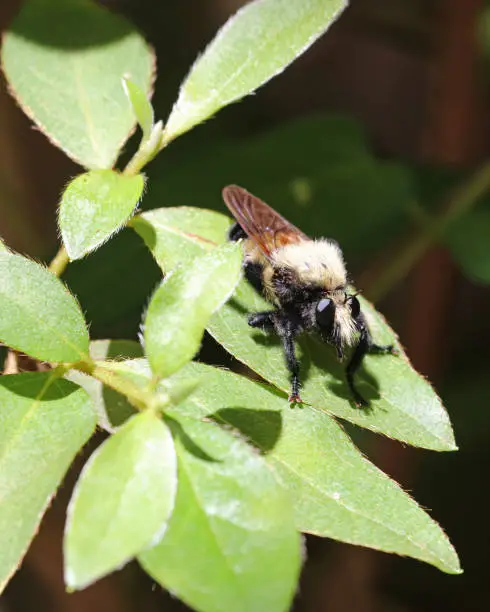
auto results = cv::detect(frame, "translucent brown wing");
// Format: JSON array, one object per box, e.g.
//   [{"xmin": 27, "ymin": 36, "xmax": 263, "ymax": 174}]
[{"xmin": 222, "ymin": 185, "xmax": 308, "ymax": 258}]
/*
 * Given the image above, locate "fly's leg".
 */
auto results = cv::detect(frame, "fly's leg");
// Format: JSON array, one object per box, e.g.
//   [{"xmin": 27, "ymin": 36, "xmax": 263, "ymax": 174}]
[
  {"xmin": 275, "ymin": 316, "xmax": 302, "ymax": 405},
  {"xmin": 346, "ymin": 327, "xmax": 370, "ymax": 407},
  {"xmin": 249, "ymin": 311, "xmax": 302, "ymax": 404},
  {"xmin": 346, "ymin": 311, "xmax": 397, "ymax": 407}
]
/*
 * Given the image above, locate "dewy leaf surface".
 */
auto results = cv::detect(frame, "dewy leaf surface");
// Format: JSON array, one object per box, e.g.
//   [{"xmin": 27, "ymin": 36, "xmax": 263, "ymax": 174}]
[
  {"xmin": 64, "ymin": 411, "xmax": 177, "ymax": 589},
  {"xmin": 168, "ymin": 362, "xmax": 461, "ymax": 575},
  {"xmin": 0, "ymin": 253, "xmax": 89, "ymax": 362},
  {"xmin": 59, "ymin": 169, "xmax": 145, "ymax": 260},
  {"xmin": 1, "ymin": 0, "xmax": 154, "ymax": 169},
  {"xmin": 139, "ymin": 416, "xmax": 301, "ymax": 612},
  {"xmin": 164, "ymin": 0, "xmax": 348, "ymax": 141},
  {"xmin": 131, "ymin": 207, "xmax": 456, "ymax": 450},
  {"xmin": 144, "ymin": 242, "xmax": 242, "ymax": 378},
  {"xmin": 0, "ymin": 373, "xmax": 96, "ymax": 592}
]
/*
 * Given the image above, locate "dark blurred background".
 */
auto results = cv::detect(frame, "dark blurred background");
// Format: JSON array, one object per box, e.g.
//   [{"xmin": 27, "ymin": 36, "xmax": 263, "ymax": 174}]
[{"xmin": 1, "ymin": 0, "xmax": 490, "ymax": 611}]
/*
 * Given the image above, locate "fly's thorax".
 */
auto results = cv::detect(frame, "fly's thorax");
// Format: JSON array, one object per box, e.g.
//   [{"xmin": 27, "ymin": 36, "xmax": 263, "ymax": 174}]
[
  {"xmin": 268, "ymin": 264, "xmax": 324, "ymax": 309},
  {"xmin": 271, "ymin": 239, "xmax": 347, "ymax": 291}
]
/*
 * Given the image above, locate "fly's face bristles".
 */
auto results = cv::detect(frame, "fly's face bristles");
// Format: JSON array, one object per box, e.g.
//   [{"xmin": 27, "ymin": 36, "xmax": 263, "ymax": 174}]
[{"xmin": 333, "ymin": 299, "xmax": 358, "ymax": 347}]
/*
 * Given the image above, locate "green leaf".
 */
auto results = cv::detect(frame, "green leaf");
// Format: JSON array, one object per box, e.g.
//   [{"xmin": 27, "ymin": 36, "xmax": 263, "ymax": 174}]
[
  {"xmin": 446, "ymin": 208, "xmax": 490, "ymax": 284},
  {"xmin": 0, "ymin": 239, "xmax": 9, "ymax": 253},
  {"xmin": 83, "ymin": 359, "xmax": 460, "ymax": 573},
  {"xmin": 139, "ymin": 416, "xmax": 301, "ymax": 612},
  {"xmin": 59, "ymin": 170, "xmax": 145, "ymax": 260},
  {"xmin": 65, "ymin": 340, "xmax": 143, "ymax": 430},
  {"xmin": 0, "ymin": 252, "xmax": 89, "ymax": 362},
  {"xmin": 144, "ymin": 242, "xmax": 242, "ymax": 379},
  {"xmin": 131, "ymin": 207, "xmax": 231, "ymax": 272},
  {"xmin": 122, "ymin": 76, "xmax": 154, "ymax": 141},
  {"xmin": 209, "ymin": 284, "xmax": 456, "ymax": 451},
  {"xmin": 1, "ymin": 0, "xmax": 154, "ymax": 169},
  {"xmin": 169, "ymin": 362, "xmax": 461, "ymax": 575},
  {"xmin": 164, "ymin": 0, "xmax": 348, "ymax": 142},
  {"xmin": 131, "ymin": 207, "xmax": 456, "ymax": 451},
  {"xmin": 0, "ymin": 372, "xmax": 96, "ymax": 592},
  {"xmin": 64, "ymin": 411, "xmax": 177, "ymax": 590}
]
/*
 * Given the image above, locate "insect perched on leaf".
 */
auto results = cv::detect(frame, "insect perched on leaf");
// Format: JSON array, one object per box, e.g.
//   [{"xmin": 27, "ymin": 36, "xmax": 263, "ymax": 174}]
[{"xmin": 222, "ymin": 184, "xmax": 397, "ymax": 406}]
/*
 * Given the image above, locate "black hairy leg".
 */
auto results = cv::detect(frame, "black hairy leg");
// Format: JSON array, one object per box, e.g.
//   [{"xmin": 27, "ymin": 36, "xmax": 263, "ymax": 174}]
[
  {"xmin": 249, "ymin": 310, "xmax": 302, "ymax": 404},
  {"xmin": 346, "ymin": 312, "xmax": 397, "ymax": 407},
  {"xmin": 346, "ymin": 328, "xmax": 370, "ymax": 407},
  {"xmin": 275, "ymin": 315, "xmax": 302, "ymax": 405}
]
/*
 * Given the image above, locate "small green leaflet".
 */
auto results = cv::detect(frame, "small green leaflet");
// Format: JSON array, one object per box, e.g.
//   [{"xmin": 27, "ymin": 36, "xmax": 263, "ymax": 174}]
[
  {"xmin": 59, "ymin": 170, "xmax": 145, "ymax": 260},
  {"xmin": 64, "ymin": 411, "xmax": 177, "ymax": 589},
  {"xmin": 122, "ymin": 76, "xmax": 154, "ymax": 141},
  {"xmin": 1, "ymin": 0, "xmax": 154, "ymax": 169},
  {"xmin": 0, "ymin": 252, "xmax": 89, "ymax": 362},
  {"xmin": 139, "ymin": 416, "xmax": 301, "ymax": 612},
  {"xmin": 0, "ymin": 373, "xmax": 96, "ymax": 592},
  {"xmin": 144, "ymin": 242, "xmax": 242, "ymax": 379},
  {"xmin": 164, "ymin": 0, "xmax": 348, "ymax": 142}
]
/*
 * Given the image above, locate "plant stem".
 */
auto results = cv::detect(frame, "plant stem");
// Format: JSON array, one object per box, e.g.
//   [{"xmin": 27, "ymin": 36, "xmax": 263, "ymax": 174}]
[
  {"xmin": 48, "ymin": 245, "xmax": 69, "ymax": 277},
  {"xmin": 74, "ymin": 359, "xmax": 151, "ymax": 411},
  {"xmin": 367, "ymin": 161, "xmax": 490, "ymax": 302},
  {"xmin": 123, "ymin": 148, "xmax": 149, "ymax": 177},
  {"xmin": 123, "ymin": 121, "xmax": 163, "ymax": 177}
]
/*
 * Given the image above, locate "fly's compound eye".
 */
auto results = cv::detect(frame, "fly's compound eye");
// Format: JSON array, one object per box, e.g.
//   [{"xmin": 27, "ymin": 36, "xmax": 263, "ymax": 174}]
[
  {"xmin": 348, "ymin": 296, "xmax": 361, "ymax": 318},
  {"xmin": 316, "ymin": 298, "xmax": 335, "ymax": 330}
]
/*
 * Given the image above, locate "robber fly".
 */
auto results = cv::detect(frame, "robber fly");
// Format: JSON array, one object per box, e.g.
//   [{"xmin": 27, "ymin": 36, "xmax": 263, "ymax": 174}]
[{"xmin": 223, "ymin": 184, "xmax": 395, "ymax": 406}]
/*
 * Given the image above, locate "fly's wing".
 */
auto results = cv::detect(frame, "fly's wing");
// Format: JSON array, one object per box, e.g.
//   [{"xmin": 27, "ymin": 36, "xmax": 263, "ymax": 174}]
[{"xmin": 222, "ymin": 185, "xmax": 308, "ymax": 259}]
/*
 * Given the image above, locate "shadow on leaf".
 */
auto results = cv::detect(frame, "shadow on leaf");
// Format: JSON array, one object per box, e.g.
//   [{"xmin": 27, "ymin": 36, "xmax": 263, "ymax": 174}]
[
  {"xmin": 165, "ymin": 416, "xmax": 219, "ymax": 462},
  {"xmin": 0, "ymin": 372, "xmax": 81, "ymax": 401},
  {"xmin": 8, "ymin": 2, "xmax": 136, "ymax": 49},
  {"xmin": 301, "ymin": 336, "xmax": 384, "ymax": 410},
  {"xmin": 211, "ymin": 408, "xmax": 283, "ymax": 454}
]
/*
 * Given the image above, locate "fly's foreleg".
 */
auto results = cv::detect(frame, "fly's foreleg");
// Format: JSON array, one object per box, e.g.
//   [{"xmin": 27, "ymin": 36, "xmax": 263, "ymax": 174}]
[{"xmin": 347, "ymin": 311, "xmax": 396, "ymax": 407}]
